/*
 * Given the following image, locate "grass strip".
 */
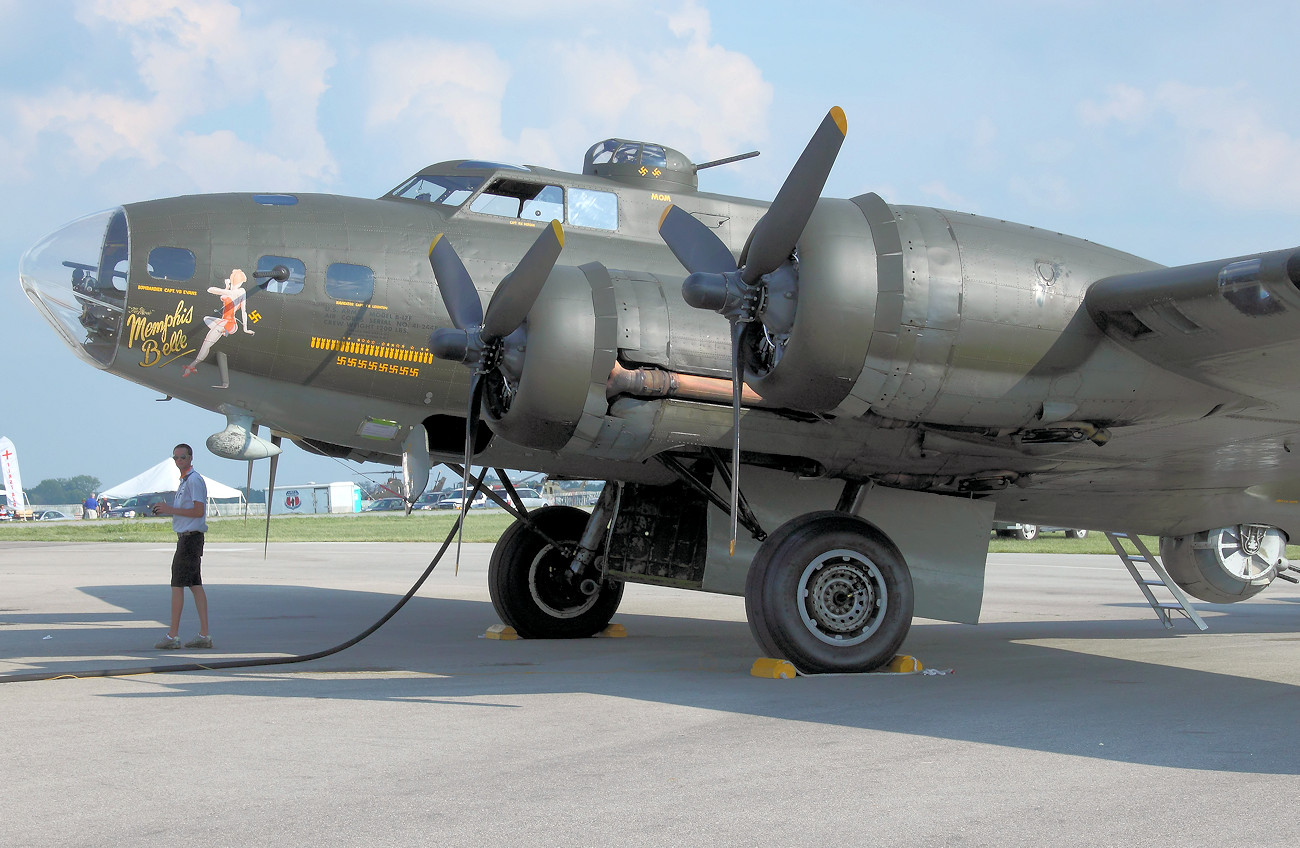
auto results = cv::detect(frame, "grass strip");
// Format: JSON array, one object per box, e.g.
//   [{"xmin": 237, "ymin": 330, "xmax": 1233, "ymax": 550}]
[
  {"xmin": 4, "ymin": 516, "xmax": 1298, "ymax": 559},
  {"xmin": 0, "ymin": 511, "xmax": 517, "ymax": 544}
]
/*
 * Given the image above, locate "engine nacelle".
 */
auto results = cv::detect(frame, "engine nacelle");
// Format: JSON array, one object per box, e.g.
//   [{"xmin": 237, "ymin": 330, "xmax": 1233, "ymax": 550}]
[
  {"xmin": 742, "ymin": 197, "xmax": 878, "ymax": 411},
  {"xmin": 1159, "ymin": 525, "xmax": 1286, "ymax": 603},
  {"xmin": 482, "ymin": 263, "xmax": 616, "ymax": 452}
]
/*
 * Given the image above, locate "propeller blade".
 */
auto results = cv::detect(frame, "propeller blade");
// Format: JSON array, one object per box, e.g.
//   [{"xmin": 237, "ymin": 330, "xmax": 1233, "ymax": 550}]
[
  {"xmin": 742, "ymin": 106, "xmax": 847, "ymax": 282},
  {"xmin": 482, "ymin": 220, "xmax": 564, "ymax": 341},
  {"xmin": 263, "ymin": 433, "xmax": 281, "ymax": 560},
  {"xmin": 658, "ymin": 205, "xmax": 739, "ymax": 276},
  {"xmin": 729, "ymin": 320, "xmax": 743, "ymax": 555},
  {"xmin": 455, "ymin": 374, "xmax": 485, "ymax": 575},
  {"xmin": 429, "ymin": 234, "xmax": 484, "ymax": 331}
]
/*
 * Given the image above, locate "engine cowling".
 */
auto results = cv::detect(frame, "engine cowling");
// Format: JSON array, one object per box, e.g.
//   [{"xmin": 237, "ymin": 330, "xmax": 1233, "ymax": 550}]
[
  {"xmin": 741, "ymin": 197, "xmax": 878, "ymax": 411},
  {"xmin": 1159, "ymin": 525, "xmax": 1286, "ymax": 603},
  {"xmin": 482, "ymin": 263, "xmax": 616, "ymax": 452}
]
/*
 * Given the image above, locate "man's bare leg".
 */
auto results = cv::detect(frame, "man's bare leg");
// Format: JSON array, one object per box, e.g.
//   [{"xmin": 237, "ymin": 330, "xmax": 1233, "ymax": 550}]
[
  {"xmin": 169, "ymin": 586, "xmax": 185, "ymax": 638},
  {"xmin": 191, "ymin": 586, "xmax": 209, "ymax": 637}
]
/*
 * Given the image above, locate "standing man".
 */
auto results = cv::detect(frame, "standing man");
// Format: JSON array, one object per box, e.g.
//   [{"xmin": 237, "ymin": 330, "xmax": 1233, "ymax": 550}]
[
  {"xmin": 152, "ymin": 444, "xmax": 212, "ymax": 649},
  {"xmin": 82, "ymin": 492, "xmax": 98, "ymax": 519}
]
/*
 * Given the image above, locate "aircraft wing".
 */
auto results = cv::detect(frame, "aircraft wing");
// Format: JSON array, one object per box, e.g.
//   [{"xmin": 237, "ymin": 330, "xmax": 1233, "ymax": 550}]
[{"xmin": 1085, "ymin": 247, "xmax": 1300, "ymax": 402}]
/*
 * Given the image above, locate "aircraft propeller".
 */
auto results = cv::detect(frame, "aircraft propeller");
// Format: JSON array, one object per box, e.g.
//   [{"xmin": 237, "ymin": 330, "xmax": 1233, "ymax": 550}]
[
  {"xmin": 657, "ymin": 106, "xmax": 847, "ymax": 553},
  {"xmin": 427, "ymin": 220, "xmax": 565, "ymax": 566}
]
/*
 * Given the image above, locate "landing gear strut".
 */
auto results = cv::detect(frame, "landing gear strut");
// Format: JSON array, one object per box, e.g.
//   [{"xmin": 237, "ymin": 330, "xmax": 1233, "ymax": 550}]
[{"xmin": 745, "ymin": 511, "xmax": 914, "ymax": 673}]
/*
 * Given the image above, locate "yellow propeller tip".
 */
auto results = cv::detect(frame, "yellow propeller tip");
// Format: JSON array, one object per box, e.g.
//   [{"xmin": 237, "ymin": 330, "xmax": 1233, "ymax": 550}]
[
  {"xmin": 429, "ymin": 233, "xmax": 444, "ymax": 253},
  {"xmin": 658, "ymin": 205, "xmax": 676, "ymax": 229},
  {"xmin": 830, "ymin": 106, "xmax": 847, "ymax": 135},
  {"xmin": 550, "ymin": 219, "xmax": 564, "ymax": 247},
  {"xmin": 729, "ymin": 539, "xmax": 736, "ymax": 557}
]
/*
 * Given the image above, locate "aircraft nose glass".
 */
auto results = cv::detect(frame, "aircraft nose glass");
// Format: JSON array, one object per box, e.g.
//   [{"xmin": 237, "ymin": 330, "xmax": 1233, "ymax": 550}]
[{"xmin": 19, "ymin": 208, "xmax": 129, "ymax": 367}]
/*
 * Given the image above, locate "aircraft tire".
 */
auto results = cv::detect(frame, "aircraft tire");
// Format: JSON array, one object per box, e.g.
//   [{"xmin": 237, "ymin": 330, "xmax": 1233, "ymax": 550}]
[
  {"xmin": 488, "ymin": 505, "xmax": 624, "ymax": 639},
  {"xmin": 1016, "ymin": 524, "xmax": 1039, "ymax": 541},
  {"xmin": 745, "ymin": 511, "xmax": 914, "ymax": 674}
]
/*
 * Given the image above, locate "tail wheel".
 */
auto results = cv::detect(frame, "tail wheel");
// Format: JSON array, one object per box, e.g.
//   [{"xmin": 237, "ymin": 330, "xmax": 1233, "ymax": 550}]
[
  {"xmin": 488, "ymin": 505, "xmax": 624, "ymax": 639},
  {"xmin": 745, "ymin": 511, "xmax": 914, "ymax": 673}
]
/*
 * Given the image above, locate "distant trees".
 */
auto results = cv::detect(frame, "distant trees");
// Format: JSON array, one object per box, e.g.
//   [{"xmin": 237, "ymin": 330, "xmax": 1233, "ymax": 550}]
[{"xmin": 28, "ymin": 476, "xmax": 101, "ymax": 505}]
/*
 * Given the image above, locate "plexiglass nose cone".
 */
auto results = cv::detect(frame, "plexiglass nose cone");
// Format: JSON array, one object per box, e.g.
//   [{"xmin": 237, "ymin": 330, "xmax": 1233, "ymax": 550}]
[{"xmin": 19, "ymin": 208, "xmax": 129, "ymax": 367}]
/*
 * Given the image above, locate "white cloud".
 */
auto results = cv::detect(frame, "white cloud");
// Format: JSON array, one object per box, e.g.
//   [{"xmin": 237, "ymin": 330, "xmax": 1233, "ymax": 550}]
[
  {"xmin": 1080, "ymin": 81, "xmax": 1300, "ymax": 212},
  {"xmin": 1008, "ymin": 173, "xmax": 1075, "ymax": 213},
  {"xmin": 364, "ymin": 0, "xmax": 771, "ymax": 171},
  {"xmin": 365, "ymin": 40, "xmax": 513, "ymax": 160},
  {"xmin": 919, "ymin": 180, "xmax": 972, "ymax": 210},
  {"xmin": 1078, "ymin": 84, "xmax": 1148, "ymax": 126},
  {"xmin": 3, "ymin": 0, "xmax": 337, "ymax": 193}
]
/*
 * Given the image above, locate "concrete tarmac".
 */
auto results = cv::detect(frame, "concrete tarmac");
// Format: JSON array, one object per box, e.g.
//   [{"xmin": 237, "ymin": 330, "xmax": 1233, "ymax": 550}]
[{"xmin": 2, "ymin": 540, "xmax": 1299, "ymax": 847}]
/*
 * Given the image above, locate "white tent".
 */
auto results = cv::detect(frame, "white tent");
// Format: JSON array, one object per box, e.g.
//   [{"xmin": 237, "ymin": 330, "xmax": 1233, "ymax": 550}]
[{"xmin": 101, "ymin": 459, "xmax": 244, "ymax": 500}]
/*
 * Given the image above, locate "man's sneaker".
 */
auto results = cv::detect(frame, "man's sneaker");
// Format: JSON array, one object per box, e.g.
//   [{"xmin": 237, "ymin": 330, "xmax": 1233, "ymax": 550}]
[
  {"xmin": 155, "ymin": 635, "xmax": 182, "ymax": 649},
  {"xmin": 184, "ymin": 634, "xmax": 213, "ymax": 649}
]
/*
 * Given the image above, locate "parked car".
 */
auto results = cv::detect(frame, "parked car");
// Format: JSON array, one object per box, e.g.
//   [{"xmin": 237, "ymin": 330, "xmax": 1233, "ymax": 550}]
[
  {"xmin": 510, "ymin": 488, "xmax": 552, "ymax": 510},
  {"xmin": 993, "ymin": 522, "xmax": 1087, "ymax": 541},
  {"xmin": 362, "ymin": 497, "xmax": 407, "ymax": 512},
  {"xmin": 106, "ymin": 492, "xmax": 174, "ymax": 518},
  {"xmin": 412, "ymin": 491, "xmax": 444, "ymax": 510},
  {"xmin": 34, "ymin": 509, "xmax": 73, "ymax": 521},
  {"xmin": 434, "ymin": 490, "xmax": 489, "ymax": 510}
]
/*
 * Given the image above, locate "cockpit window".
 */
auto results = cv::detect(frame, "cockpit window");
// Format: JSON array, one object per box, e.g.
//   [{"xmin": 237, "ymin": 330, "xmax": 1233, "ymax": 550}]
[
  {"xmin": 389, "ymin": 174, "xmax": 484, "ymax": 207},
  {"xmin": 470, "ymin": 179, "xmax": 563, "ymax": 222},
  {"xmin": 568, "ymin": 188, "xmax": 617, "ymax": 230}
]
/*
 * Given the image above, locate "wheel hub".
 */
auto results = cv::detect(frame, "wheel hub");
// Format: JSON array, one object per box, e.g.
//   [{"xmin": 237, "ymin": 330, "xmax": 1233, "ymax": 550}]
[
  {"xmin": 528, "ymin": 545, "xmax": 600, "ymax": 620},
  {"xmin": 798, "ymin": 549, "xmax": 886, "ymax": 646}
]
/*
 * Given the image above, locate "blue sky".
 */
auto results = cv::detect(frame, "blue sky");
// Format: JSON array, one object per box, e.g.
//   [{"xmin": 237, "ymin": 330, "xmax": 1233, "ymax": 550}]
[{"xmin": 4, "ymin": 0, "xmax": 1300, "ymax": 494}]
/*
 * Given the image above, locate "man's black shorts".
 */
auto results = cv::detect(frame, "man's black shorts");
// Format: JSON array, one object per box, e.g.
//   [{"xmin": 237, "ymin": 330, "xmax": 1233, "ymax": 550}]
[{"xmin": 171, "ymin": 531, "xmax": 205, "ymax": 587}]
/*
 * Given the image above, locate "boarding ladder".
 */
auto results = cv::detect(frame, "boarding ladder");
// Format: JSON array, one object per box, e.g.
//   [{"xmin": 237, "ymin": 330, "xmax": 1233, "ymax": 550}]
[{"xmin": 1105, "ymin": 532, "xmax": 1208, "ymax": 630}]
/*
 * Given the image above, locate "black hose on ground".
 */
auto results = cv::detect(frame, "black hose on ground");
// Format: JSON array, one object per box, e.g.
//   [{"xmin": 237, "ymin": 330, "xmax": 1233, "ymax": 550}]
[{"xmin": 0, "ymin": 475, "xmax": 487, "ymax": 685}]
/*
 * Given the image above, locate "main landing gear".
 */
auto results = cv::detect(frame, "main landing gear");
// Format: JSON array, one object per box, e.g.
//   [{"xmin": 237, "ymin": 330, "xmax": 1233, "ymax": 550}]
[
  {"xmin": 486, "ymin": 488, "xmax": 916, "ymax": 673},
  {"xmin": 746, "ymin": 511, "xmax": 914, "ymax": 674},
  {"xmin": 488, "ymin": 505, "xmax": 624, "ymax": 639}
]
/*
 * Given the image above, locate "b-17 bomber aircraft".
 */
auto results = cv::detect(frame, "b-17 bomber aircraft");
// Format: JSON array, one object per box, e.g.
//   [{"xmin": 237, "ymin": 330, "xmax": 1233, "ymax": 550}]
[{"xmin": 20, "ymin": 108, "xmax": 1300, "ymax": 672}]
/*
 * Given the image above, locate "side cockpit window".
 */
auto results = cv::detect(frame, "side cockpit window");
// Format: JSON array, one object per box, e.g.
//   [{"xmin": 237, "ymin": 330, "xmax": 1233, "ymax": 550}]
[
  {"xmin": 470, "ymin": 178, "xmax": 618, "ymax": 231},
  {"xmin": 568, "ymin": 188, "xmax": 617, "ymax": 231},
  {"xmin": 470, "ymin": 179, "xmax": 564, "ymax": 221},
  {"xmin": 256, "ymin": 255, "xmax": 306, "ymax": 295}
]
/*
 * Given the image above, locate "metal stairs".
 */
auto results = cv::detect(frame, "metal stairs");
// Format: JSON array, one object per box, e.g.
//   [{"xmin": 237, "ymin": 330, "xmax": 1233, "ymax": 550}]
[{"xmin": 1105, "ymin": 532, "xmax": 1208, "ymax": 630}]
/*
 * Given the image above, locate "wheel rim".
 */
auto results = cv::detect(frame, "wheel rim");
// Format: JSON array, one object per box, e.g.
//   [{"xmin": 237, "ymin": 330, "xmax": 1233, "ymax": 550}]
[
  {"xmin": 1213, "ymin": 526, "xmax": 1284, "ymax": 579},
  {"xmin": 528, "ymin": 544, "xmax": 600, "ymax": 619},
  {"xmin": 797, "ymin": 548, "xmax": 887, "ymax": 646}
]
